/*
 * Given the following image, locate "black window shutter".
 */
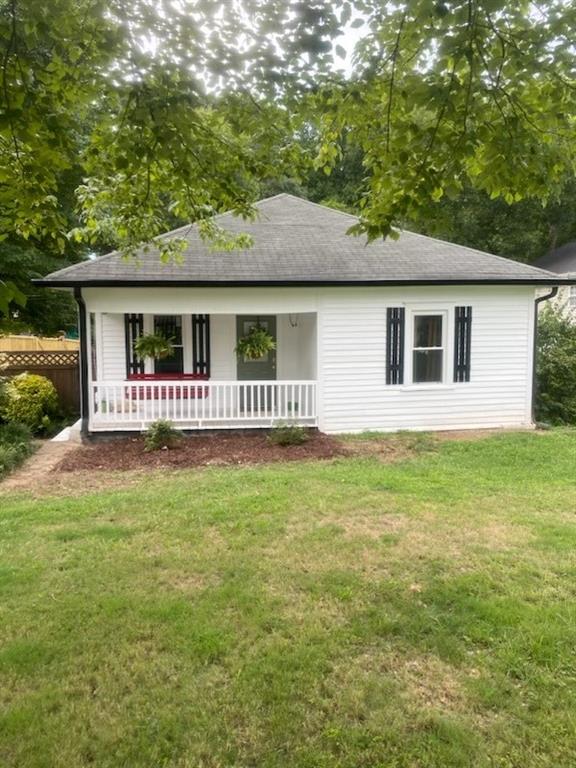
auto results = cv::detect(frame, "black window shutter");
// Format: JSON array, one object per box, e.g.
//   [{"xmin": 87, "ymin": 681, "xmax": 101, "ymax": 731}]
[
  {"xmin": 124, "ymin": 313, "xmax": 144, "ymax": 377},
  {"xmin": 454, "ymin": 306, "xmax": 472, "ymax": 382},
  {"xmin": 192, "ymin": 314, "xmax": 211, "ymax": 376},
  {"xmin": 386, "ymin": 307, "xmax": 405, "ymax": 385}
]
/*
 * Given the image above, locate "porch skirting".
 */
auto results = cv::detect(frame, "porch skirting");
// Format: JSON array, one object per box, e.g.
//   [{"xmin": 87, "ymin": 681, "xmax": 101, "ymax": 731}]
[{"xmin": 90, "ymin": 380, "xmax": 317, "ymax": 432}]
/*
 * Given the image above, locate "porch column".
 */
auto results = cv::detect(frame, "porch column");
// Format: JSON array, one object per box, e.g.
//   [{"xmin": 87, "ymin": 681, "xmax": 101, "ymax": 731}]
[{"xmin": 74, "ymin": 287, "xmax": 90, "ymax": 438}]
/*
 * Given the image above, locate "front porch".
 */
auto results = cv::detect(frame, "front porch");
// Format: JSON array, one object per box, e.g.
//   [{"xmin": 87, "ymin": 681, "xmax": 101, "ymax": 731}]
[{"xmin": 87, "ymin": 309, "xmax": 318, "ymax": 432}]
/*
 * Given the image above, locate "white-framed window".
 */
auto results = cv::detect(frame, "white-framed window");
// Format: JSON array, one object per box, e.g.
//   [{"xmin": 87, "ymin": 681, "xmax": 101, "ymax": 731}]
[
  {"xmin": 410, "ymin": 311, "xmax": 447, "ymax": 384},
  {"xmin": 153, "ymin": 315, "xmax": 184, "ymax": 374}
]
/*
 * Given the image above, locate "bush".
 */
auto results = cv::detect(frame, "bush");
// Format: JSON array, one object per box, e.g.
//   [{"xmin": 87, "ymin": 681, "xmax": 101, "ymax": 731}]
[
  {"xmin": 0, "ymin": 421, "xmax": 33, "ymax": 477},
  {"xmin": 0, "ymin": 376, "xmax": 9, "ymax": 414},
  {"xmin": 268, "ymin": 423, "xmax": 309, "ymax": 446},
  {"xmin": 144, "ymin": 419, "xmax": 182, "ymax": 451},
  {"xmin": 0, "ymin": 421, "xmax": 32, "ymax": 445},
  {"xmin": 536, "ymin": 306, "xmax": 576, "ymax": 424},
  {"xmin": 1, "ymin": 373, "xmax": 59, "ymax": 433}
]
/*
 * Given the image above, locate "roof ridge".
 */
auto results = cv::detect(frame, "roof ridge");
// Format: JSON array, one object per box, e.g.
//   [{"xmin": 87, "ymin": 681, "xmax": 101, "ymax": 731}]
[{"xmin": 265, "ymin": 193, "xmax": 361, "ymax": 222}]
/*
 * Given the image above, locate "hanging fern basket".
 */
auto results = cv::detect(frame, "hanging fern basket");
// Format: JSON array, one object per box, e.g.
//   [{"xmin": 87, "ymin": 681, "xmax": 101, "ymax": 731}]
[
  {"xmin": 235, "ymin": 325, "xmax": 276, "ymax": 360},
  {"xmin": 133, "ymin": 333, "xmax": 174, "ymax": 361}
]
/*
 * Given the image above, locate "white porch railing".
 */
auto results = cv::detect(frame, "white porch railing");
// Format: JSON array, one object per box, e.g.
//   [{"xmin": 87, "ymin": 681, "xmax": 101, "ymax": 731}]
[{"xmin": 90, "ymin": 380, "xmax": 318, "ymax": 431}]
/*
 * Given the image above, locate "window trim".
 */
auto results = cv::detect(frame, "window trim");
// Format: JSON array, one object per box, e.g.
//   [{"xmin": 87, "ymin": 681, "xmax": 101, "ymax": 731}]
[
  {"xmin": 406, "ymin": 308, "xmax": 451, "ymax": 386},
  {"xmin": 152, "ymin": 314, "xmax": 185, "ymax": 375}
]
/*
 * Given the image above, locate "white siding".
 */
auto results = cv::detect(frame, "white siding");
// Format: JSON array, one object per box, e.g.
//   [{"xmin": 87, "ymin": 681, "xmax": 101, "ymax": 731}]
[
  {"xmin": 298, "ymin": 313, "xmax": 317, "ymax": 380},
  {"xmin": 100, "ymin": 313, "xmax": 125, "ymax": 380},
  {"xmin": 318, "ymin": 286, "xmax": 536, "ymax": 432},
  {"xmin": 210, "ymin": 315, "xmax": 236, "ymax": 379},
  {"xmin": 277, "ymin": 313, "xmax": 316, "ymax": 380},
  {"xmin": 86, "ymin": 285, "xmax": 538, "ymax": 433}
]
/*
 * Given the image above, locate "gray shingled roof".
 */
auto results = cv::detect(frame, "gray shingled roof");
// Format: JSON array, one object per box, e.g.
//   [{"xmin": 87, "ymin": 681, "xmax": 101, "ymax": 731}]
[{"xmin": 38, "ymin": 194, "xmax": 568, "ymax": 286}]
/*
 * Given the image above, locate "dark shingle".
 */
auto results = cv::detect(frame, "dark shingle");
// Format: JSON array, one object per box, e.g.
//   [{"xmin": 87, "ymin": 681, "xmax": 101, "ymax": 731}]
[{"xmin": 39, "ymin": 194, "xmax": 567, "ymax": 286}]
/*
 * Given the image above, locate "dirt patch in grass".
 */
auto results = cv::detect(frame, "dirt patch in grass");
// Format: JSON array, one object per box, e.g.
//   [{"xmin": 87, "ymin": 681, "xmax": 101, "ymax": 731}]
[
  {"xmin": 0, "ymin": 441, "xmax": 73, "ymax": 492},
  {"xmin": 2, "ymin": 467, "xmax": 161, "ymax": 498},
  {"xmin": 328, "ymin": 648, "xmax": 471, "ymax": 723},
  {"xmin": 56, "ymin": 431, "xmax": 348, "ymax": 473},
  {"xmin": 394, "ymin": 654, "xmax": 468, "ymax": 711},
  {"xmin": 330, "ymin": 511, "xmax": 409, "ymax": 540}
]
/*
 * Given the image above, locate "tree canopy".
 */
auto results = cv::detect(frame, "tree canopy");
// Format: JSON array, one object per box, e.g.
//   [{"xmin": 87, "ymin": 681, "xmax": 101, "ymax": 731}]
[
  {"xmin": 314, "ymin": 0, "xmax": 576, "ymax": 239},
  {"xmin": 0, "ymin": 1, "xmax": 340, "ymax": 248},
  {"xmin": 1, "ymin": 0, "xmax": 575, "ymax": 316},
  {"xmin": 0, "ymin": 242, "xmax": 78, "ymax": 335}
]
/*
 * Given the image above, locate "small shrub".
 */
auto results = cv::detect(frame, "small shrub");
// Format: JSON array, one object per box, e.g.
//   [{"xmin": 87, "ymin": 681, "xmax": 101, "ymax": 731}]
[
  {"xmin": 0, "ymin": 421, "xmax": 33, "ymax": 477},
  {"xmin": 268, "ymin": 423, "xmax": 309, "ymax": 446},
  {"xmin": 144, "ymin": 419, "xmax": 182, "ymax": 451},
  {"xmin": 0, "ymin": 445, "xmax": 24, "ymax": 476},
  {"xmin": 1, "ymin": 373, "xmax": 59, "ymax": 433},
  {"xmin": 537, "ymin": 306, "xmax": 576, "ymax": 424},
  {"xmin": 0, "ymin": 421, "xmax": 32, "ymax": 445},
  {"xmin": 0, "ymin": 376, "xmax": 9, "ymax": 413}
]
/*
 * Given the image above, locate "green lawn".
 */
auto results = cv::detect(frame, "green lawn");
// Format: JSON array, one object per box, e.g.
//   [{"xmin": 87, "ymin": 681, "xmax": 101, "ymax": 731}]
[{"xmin": 1, "ymin": 431, "xmax": 576, "ymax": 767}]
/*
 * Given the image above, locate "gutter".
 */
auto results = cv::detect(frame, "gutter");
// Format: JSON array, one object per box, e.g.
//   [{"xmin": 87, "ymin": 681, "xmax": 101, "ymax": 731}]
[
  {"xmin": 532, "ymin": 286, "xmax": 559, "ymax": 424},
  {"xmin": 74, "ymin": 287, "xmax": 90, "ymax": 439},
  {"xmin": 32, "ymin": 277, "xmax": 576, "ymax": 288}
]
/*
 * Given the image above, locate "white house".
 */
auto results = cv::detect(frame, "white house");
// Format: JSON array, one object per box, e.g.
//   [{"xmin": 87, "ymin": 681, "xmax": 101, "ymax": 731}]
[{"xmin": 37, "ymin": 194, "xmax": 569, "ymax": 437}]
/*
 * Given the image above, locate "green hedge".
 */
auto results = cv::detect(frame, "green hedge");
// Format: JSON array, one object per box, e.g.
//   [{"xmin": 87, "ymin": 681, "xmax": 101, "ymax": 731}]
[
  {"xmin": 1, "ymin": 373, "xmax": 59, "ymax": 433},
  {"xmin": 537, "ymin": 306, "xmax": 576, "ymax": 425}
]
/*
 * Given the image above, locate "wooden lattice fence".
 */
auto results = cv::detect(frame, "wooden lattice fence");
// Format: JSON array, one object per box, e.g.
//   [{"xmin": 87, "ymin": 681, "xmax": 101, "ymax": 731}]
[{"xmin": 0, "ymin": 350, "xmax": 80, "ymax": 414}]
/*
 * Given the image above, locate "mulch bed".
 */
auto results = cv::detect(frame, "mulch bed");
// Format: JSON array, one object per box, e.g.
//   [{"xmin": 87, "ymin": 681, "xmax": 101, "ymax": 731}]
[{"xmin": 56, "ymin": 431, "xmax": 348, "ymax": 472}]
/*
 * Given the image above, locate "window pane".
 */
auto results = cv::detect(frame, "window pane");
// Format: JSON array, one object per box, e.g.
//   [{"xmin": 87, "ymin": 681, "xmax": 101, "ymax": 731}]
[
  {"xmin": 414, "ymin": 315, "xmax": 442, "ymax": 347},
  {"xmin": 154, "ymin": 315, "xmax": 182, "ymax": 345},
  {"xmin": 155, "ymin": 348, "xmax": 184, "ymax": 374},
  {"xmin": 153, "ymin": 315, "xmax": 183, "ymax": 374},
  {"xmin": 413, "ymin": 349, "xmax": 443, "ymax": 383}
]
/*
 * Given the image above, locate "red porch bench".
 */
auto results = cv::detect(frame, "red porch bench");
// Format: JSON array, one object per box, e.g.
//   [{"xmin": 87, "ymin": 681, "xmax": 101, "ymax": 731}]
[{"xmin": 126, "ymin": 373, "xmax": 209, "ymax": 400}]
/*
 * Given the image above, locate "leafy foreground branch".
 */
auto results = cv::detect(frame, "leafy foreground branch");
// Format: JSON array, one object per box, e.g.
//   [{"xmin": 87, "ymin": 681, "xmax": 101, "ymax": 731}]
[
  {"xmin": 313, "ymin": 0, "xmax": 576, "ymax": 239},
  {"xmin": 0, "ymin": 0, "xmax": 341, "ymax": 265}
]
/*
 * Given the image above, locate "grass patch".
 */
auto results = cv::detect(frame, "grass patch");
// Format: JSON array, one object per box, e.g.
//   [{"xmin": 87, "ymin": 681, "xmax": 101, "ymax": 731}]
[{"xmin": 0, "ymin": 430, "xmax": 576, "ymax": 766}]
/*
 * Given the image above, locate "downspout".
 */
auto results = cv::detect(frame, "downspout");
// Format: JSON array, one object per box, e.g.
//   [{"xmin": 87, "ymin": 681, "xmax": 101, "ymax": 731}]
[
  {"xmin": 74, "ymin": 287, "xmax": 90, "ymax": 439},
  {"xmin": 532, "ymin": 286, "xmax": 559, "ymax": 424}
]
